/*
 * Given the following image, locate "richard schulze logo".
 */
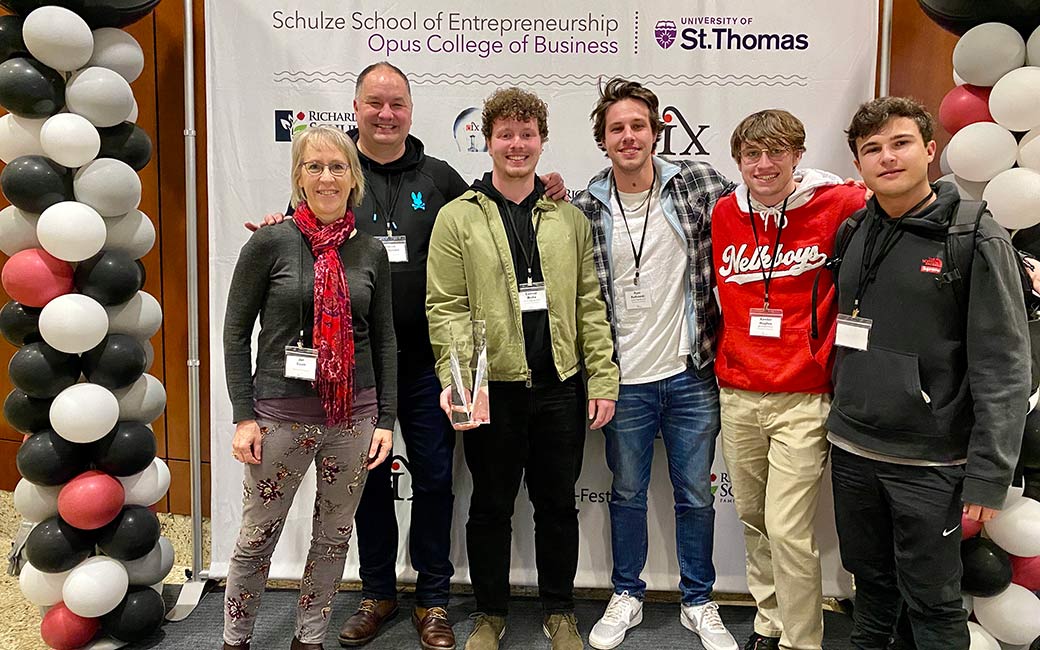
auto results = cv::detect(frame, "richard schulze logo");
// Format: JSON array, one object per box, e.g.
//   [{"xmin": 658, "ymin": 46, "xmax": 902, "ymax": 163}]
[
  {"xmin": 390, "ymin": 454, "xmax": 412, "ymax": 501},
  {"xmin": 711, "ymin": 472, "xmax": 734, "ymax": 503},
  {"xmin": 453, "ymin": 107, "xmax": 487, "ymax": 153},
  {"xmin": 275, "ymin": 109, "xmax": 357, "ymax": 142},
  {"xmin": 275, "ymin": 110, "xmax": 308, "ymax": 142}
]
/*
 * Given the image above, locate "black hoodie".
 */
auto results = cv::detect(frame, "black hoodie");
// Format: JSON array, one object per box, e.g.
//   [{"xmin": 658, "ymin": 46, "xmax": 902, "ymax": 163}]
[{"xmin": 827, "ymin": 181, "xmax": 1030, "ymax": 508}]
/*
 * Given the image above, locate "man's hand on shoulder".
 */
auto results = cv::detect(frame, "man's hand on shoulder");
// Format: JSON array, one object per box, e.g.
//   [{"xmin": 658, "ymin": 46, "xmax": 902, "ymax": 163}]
[
  {"xmin": 540, "ymin": 172, "xmax": 568, "ymax": 201},
  {"xmin": 244, "ymin": 212, "xmax": 287, "ymax": 232}
]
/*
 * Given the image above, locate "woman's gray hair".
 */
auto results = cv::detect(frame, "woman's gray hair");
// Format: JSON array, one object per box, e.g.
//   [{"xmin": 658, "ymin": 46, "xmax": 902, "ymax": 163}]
[{"xmin": 289, "ymin": 125, "xmax": 366, "ymax": 208}]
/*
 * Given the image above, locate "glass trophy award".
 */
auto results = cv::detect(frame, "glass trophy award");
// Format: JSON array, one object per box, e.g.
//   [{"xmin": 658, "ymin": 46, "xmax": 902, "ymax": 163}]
[{"xmin": 449, "ymin": 320, "xmax": 489, "ymax": 426}]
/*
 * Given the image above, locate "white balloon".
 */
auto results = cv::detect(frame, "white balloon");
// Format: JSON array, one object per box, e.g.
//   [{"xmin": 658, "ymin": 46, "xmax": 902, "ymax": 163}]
[
  {"xmin": 984, "ymin": 493, "xmax": 1040, "ymax": 556},
  {"xmin": 968, "ymin": 621, "xmax": 1001, "ymax": 650},
  {"xmin": 119, "ymin": 457, "xmax": 170, "ymax": 507},
  {"xmin": 39, "ymin": 113, "xmax": 100, "ymax": 168},
  {"xmin": 73, "ymin": 158, "xmax": 142, "ymax": 216},
  {"xmin": 39, "ymin": 293, "xmax": 109, "ymax": 354},
  {"xmin": 954, "ymin": 23, "xmax": 1027, "ymax": 87},
  {"xmin": 22, "ymin": 7, "xmax": 94, "ymax": 72},
  {"xmin": 62, "ymin": 556, "xmax": 128, "ymax": 618},
  {"xmin": 106, "ymin": 291, "xmax": 161, "ymax": 339},
  {"xmin": 0, "ymin": 113, "xmax": 45, "ymax": 163},
  {"xmin": 963, "ymin": 592, "xmax": 975, "ymax": 616},
  {"xmin": 13, "ymin": 479, "xmax": 61, "ymax": 522},
  {"xmin": 946, "ymin": 122, "xmax": 1018, "ymax": 182},
  {"xmin": 0, "ymin": 205, "xmax": 40, "ymax": 256},
  {"xmin": 18, "ymin": 562, "xmax": 70, "ymax": 607},
  {"xmin": 104, "ymin": 209, "xmax": 155, "ymax": 259},
  {"xmin": 36, "ymin": 200, "xmax": 106, "ymax": 262},
  {"xmin": 121, "ymin": 536, "xmax": 174, "ymax": 585},
  {"xmin": 1019, "ymin": 128, "xmax": 1040, "ymax": 170},
  {"xmin": 974, "ymin": 584, "xmax": 1040, "ymax": 645},
  {"xmin": 127, "ymin": 98, "xmax": 139, "ymax": 124},
  {"xmin": 982, "ymin": 168, "xmax": 1040, "ymax": 230},
  {"xmin": 1029, "ymin": 24, "xmax": 1040, "ymax": 66},
  {"xmin": 65, "ymin": 67, "xmax": 135, "ymax": 128},
  {"xmin": 49, "ymin": 383, "xmax": 119, "ymax": 444},
  {"xmin": 954, "ymin": 68, "xmax": 967, "ymax": 86},
  {"xmin": 939, "ymin": 147, "xmax": 952, "ymax": 176},
  {"xmin": 87, "ymin": 28, "xmax": 144, "ymax": 83},
  {"xmin": 989, "ymin": 66, "xmax": 1040, "ymax": 132},
  {"xmin": 111, "ymin": 374, "xmax": 166, "ymax": 423},
  {"xmin": 939, "ymin": 174, "xmax": 988, "ymax": 201}
]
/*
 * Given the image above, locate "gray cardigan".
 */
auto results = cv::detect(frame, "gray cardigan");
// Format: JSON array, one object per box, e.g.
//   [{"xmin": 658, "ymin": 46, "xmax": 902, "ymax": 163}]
[{"xmin": 223, "ymin": 221, "xmax": 397, "ymax": 429}]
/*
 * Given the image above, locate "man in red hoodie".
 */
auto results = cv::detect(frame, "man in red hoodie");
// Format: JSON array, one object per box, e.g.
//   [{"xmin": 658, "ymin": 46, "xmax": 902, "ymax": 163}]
[{"xmin": 710, "ymin": 110, "xmax": 865, "ymax": 650}]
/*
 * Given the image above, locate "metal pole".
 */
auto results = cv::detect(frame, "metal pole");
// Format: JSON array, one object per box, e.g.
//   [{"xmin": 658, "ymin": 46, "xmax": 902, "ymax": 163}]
[
  {"xmin": 879, "ymin": 0, "xmax": 894, "ymax": 96},
  {"xmin": 167, "ymin": 0, "xmax": 213, "ymax": 619}
]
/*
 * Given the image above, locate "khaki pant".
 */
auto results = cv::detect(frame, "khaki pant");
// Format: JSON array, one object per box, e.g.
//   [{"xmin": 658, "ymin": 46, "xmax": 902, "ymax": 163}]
[{"xmin": 720, "ymin": 389, "xmax": 830, "ymax": 650}]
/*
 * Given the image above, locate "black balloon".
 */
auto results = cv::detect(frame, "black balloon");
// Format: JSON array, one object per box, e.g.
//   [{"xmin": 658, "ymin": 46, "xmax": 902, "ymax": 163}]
[
  {"xmin": 0, "ymin": 1, "xmax": 162, "ymax": 29},
  {"xmin": 917, "ymin": 0, "xmax": 1040, "ymax": 37},
  {"xmin": 100, "ymin": 586, "xmax": 165, "ymax": 642},
  {"xmin": 74, "ymin": 250, "xmax": 144, "ymax": 306},
  {"xmin": 24, "ymin": 515, "xmax": 95, "ymax": 573},
  {"xmin": 90, "ymin": 421, "xmax": 156, "ymax": 476},
  {"xmin": 961, "ymin": 537, "xmax": 1013, "ymax": 596},
  {"xmin": 0, "ymin": 56, "xmax": 65, "ymax": 119},
  {"xmin": 97, "ymin": 505, "xmax": 160, "ymax": 561},
  {"xmin": 0, "ymin": 154, "xmax": 73, "ymax": 214},
  {"xmin": 16, "ymin": 429, "xmax": 91, "ymax": 485},
  {"xmin": 0, "ymin": 300, "xmax": 41, "ymax": 346},
  {"xmin": 4, "ymin": 389, "xmax": 52, "ymax": 434},
  {"xmin": 98, "ymin": 123, "xmax": 153, "ymax": 171},
  {"xmin": 0, "ymin": 14, "xmax": 27, "ymax": 62},
  {"xmin": 8, "ymin": 341, "xmax": 81, "ymax": 399},
  {"xmin": 82, "ymin": 334, "xmax": 146, "ymax": 389}
]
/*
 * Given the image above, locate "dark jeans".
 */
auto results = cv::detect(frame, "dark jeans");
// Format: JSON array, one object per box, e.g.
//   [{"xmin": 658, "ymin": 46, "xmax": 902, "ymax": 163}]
[
  {"xmin": 354, "ymin": 364, "xmax": 456, "ymax": 606},
  {"xmin": 830, "ymin": 447, "xmax": 969, "ymax": 650},
  {"xmin": 463, "ymin": 375, "xmax": 586, "ymax": 616}
]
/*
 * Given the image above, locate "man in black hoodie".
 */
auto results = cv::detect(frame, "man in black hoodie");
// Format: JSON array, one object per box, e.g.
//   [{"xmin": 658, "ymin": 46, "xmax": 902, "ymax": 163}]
[{"xmin": 827, "ymin": 96, "xmax": 1030, "ymax": 650}]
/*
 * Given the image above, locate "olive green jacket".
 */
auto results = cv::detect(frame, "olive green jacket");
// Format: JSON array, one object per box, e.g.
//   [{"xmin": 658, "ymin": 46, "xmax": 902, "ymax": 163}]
[{"xmin": 426, "ymin": 189, "xmax": 619, "ymax": 400}]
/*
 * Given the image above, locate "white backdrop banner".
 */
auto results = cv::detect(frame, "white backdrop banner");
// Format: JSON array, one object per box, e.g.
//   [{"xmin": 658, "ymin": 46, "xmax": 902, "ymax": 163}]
[{"xmin": 205, "ymin": 0, "xmax": 877, "ymax": 597}]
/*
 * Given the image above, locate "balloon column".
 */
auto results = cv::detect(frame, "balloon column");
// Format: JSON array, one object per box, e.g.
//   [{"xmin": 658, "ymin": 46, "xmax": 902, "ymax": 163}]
[{"xmin": 0, "ymin": 2, "xmax": 168, "ymax": 649}]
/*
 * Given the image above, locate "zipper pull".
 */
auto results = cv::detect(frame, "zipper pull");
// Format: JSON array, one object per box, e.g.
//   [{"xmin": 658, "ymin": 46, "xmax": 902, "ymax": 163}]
[{"xmin": 525, "ymin": 370, "xmax": 532, "ymax": 388}]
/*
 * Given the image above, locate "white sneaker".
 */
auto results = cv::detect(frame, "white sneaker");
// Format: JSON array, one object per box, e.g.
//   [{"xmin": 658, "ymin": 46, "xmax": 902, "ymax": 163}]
[
  {"xmin": 589, "ymin": 591, "xmax": 643, "ymax": 649},
  {"xmin": 680, "ymin": 601, "xmax": 738, "ymax": 650}
]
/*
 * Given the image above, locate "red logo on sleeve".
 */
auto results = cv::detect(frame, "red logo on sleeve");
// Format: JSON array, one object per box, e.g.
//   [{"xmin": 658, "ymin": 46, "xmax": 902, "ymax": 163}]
[{"xmin": 920, "ymin": 257, "xmax": 943, "ymax": 274}]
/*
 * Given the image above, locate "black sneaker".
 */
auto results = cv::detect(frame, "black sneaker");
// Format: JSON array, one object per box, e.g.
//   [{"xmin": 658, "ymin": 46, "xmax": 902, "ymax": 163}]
[{"xmin": 743, "ymin": 633, "xmax": 780, "ymax": 650}]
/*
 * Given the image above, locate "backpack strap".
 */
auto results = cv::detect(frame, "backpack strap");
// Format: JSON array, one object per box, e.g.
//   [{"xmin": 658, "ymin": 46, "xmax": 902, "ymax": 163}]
[
  {"xmin": 938, "ymin": 200, "xmax": 985, "ymax": 314},
  {"xmin": 810, "ymin": 210, "xmax": 867, "ymax": 339}
]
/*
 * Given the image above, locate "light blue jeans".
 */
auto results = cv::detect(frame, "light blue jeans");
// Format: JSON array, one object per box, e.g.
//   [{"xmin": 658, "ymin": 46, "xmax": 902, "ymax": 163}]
[{"xmin": 604, "ymin": 364, "xmax": 720, "ymax": 605}]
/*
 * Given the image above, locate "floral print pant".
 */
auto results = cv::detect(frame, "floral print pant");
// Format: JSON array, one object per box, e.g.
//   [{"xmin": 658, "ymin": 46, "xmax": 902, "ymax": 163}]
[{"xmin": 223, "ymin": 415, "xmax": 375, "ymax": 645}]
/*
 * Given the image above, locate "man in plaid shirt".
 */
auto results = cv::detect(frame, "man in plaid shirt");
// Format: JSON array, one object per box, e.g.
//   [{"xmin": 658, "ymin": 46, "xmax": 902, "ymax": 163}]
[{"xmin": 571, "ymin": 78, "xmax": 737, "ymax": 650}]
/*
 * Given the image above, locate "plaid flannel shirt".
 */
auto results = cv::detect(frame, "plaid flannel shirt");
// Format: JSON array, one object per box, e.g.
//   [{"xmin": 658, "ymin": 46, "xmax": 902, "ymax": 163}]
[{"xmin": 572, "ymin": 157, "xmax": 735, "ymax": 370}]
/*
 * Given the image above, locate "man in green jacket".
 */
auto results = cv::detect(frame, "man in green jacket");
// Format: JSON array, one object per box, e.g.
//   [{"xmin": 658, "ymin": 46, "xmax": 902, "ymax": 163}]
[{"xmin": 426, "ymin": 87, "xmax": 619, "ymax": 650}]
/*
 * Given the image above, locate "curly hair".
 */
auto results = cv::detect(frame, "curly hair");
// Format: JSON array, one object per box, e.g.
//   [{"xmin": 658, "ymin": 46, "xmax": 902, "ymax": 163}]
[
  {"xmin": 480, "ymin": 87, "xmax": 549, "ymax": 142},
  {"xmin": 846, "ymin": 96, "xmax": 934, "ymax": 158}
]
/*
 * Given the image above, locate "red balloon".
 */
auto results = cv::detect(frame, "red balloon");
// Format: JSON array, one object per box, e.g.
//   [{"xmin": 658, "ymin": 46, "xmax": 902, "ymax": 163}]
[
  {"xmin": 962, "ymin": 513, "xmax": 984, "ymax": 539},
  {"xmin": 938, "ymin": 85, "xmax": 993, "ymax": 135},
  {"xmin": 58, "ymin": 470, "xmax": 125, "ymax": 530},
  {"xmin": 41, "ymin": 602, "xmax": 100, "ymax": 650},
  {"xmin": 1010, "ymin": 554, "xmax": 1040, "ymax": 591},
  {"xmin": 1, "ymin": 248, "xmax": 74, "ymax": 308}
]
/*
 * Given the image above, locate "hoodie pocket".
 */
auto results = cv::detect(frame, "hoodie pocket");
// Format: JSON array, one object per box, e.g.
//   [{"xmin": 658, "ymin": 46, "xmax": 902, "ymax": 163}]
[{"xmin": 833, "ymin": 345, "xmax": 939, "ymax": 436}]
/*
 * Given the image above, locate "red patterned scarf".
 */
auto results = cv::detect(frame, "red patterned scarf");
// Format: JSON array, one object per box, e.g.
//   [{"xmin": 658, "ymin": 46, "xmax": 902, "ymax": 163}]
[{"xmin": 293, "ymin": 202, "xmax": 355, "ymax": 425}]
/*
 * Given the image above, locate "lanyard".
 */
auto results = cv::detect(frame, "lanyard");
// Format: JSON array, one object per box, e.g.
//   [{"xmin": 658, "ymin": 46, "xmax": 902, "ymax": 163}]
[
  {"xmin": 296, "ymin": 226, "xmax": 307, "ymax": 346},
  {"xmin": 746, "ymin": 189, "xmax": 790, "ymax": 309},
  {"xmin": 851, "ymin": 191, "xmax": 934, "ymax": 317},
  {"xmin": 370, "ymin": 173, "xmax": 404, "ymax": 236},
  {"xmin": 612, "ymin": 166, "xmax": 656, "ymax": 286},
  {"xmin": 501, "ymin": 202, "xmax": 543, "ymax": 284}
]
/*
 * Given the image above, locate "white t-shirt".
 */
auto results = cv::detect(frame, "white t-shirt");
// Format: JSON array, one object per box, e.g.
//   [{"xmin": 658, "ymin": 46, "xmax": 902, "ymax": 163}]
[{"xmin": 611, "ymin": 184, "xmax": 690, "ymax": 384}]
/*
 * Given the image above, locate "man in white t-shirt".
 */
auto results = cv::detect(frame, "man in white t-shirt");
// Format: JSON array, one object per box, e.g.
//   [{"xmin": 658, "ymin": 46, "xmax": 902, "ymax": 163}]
[{"xmin": 572, "ymin": 78, "xmax": 738, "ymax": 650}]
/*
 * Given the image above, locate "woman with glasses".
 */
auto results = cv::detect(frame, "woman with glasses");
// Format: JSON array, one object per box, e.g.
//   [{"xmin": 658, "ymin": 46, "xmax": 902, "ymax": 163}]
[{"xmin": 222, "ymin": 125, "xmax": 396, "ymax": 650}]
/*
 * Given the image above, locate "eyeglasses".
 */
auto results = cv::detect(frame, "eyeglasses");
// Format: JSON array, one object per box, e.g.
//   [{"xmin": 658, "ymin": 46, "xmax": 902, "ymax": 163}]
[
  {"xmin": 739, "ymin": 147, "xmax": 793, "ymax": 164},
  {"xmin": 301, "ymin": 161, "xmax": 351, "ymax": 177}
]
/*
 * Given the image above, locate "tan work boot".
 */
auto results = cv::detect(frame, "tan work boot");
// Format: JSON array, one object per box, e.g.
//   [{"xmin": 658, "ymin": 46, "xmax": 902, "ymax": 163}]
[
  {"xmin": 463, "ymin": 614, "xmax": 506, "ymax": 650},
  {"xmin": 543, "ymin": 613, "xmax": 584, "ymax": 650}
]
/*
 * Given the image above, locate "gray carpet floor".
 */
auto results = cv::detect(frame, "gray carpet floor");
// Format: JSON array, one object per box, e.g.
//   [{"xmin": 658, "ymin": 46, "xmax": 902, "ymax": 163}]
[{"xmin": 151, "ymin": 587, "xmax": 856, "ymax": 649}]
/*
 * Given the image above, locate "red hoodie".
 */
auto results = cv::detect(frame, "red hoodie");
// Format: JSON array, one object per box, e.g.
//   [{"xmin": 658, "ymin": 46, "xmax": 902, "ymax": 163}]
[{"xmin": 712, "ymin": 179, "xmax": 865, "ymax": 393}]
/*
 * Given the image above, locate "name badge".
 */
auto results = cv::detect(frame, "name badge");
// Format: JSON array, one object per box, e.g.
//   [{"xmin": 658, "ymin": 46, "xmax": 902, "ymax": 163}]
[
  {"xmin": 377, "ymin": 235, "xmax": 408, "ymax": 263},
  {"xmin": 835, "ymin": 314, "xmax": 872, "ymax": 351},
  {"xmin": 518, "ymin": 282, "xmax": 548, "ymax": 312},
  {"xmin": 749, "ymin": 308, "xmax": 783, "ymax": 338},
  {"xmin": 284, "ymin": 345, "xmax": 318, "ymax": 381},
  {"xmin": 624, "ymin": 287, "xmax": 652, "ymax": 310}
]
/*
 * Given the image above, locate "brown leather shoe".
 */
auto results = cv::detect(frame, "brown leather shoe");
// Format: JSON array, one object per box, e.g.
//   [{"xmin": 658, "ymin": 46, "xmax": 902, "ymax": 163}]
[
  {"xmin": 290, "ymin": 638, "xmax": 323, "ymax": 650},
  {"xmin": 412, "ymin": 606, "xmax": 456, "ymax": 650},
  {"xmin": 337, "ymin": 598, "xmax": 399, "ymax": 646}
]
